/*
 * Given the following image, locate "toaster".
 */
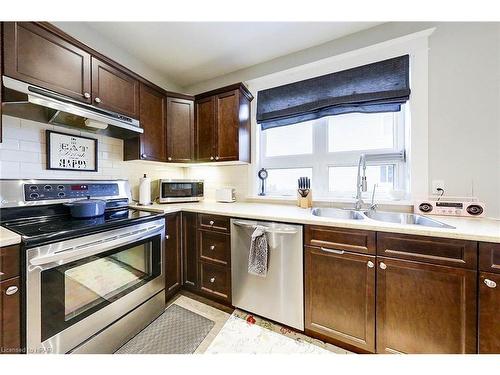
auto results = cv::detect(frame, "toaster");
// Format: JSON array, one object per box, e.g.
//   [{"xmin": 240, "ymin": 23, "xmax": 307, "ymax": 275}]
[{"xmin": 216, "ymin": 188, "xmax": 236, "ymax": 203}]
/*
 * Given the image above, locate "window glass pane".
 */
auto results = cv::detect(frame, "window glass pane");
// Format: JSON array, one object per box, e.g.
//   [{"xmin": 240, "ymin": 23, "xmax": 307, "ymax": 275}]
[
  {"xmin": 265, "ymin": 121, "xmax": 313, "ymax": 157},
  {"xmin": 328, "ymin": 112, "xmax": 395, "ymax": 152},
  {"xmin": 328, "ymin": 165, "xmax": 394, "ymax": 193},
  {"xmin": 266, "ymin": 168, "xmax": 312, "ymax": 195}
]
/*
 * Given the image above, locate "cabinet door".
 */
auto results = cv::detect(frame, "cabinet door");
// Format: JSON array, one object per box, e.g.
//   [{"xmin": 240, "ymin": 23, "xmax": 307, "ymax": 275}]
[
  {"xmin": 305, "ymin": 246, "xmax": 375, "ymax": 352},
  {"xmin": 91, "ymin": 57, "xmax": 139, "ymax": 118},
  {"xmin": 165, "ymin": 213, "xmax": 182, "ymax": 301},
  {"xmin": 166, "ymin": 97, "xmax": 195, "ymax": 162},
  {"xmin": 196, "ymin": 96, "xmax": 216, "ymax": 162},
  {"xmin": 3, "ymin": 22, "xmax": 91, "ymax": 102},
  {"xmin": 215, "ymin": 90, "xmax": 239, "ymax": 161},
  {"xmin": 182, "ymin": 212, "xmax": 198, "ymax": 289},
  {"xmin": 479, "ymin": 272, "xmax": 500, "ymax": 353},
  {"xmin": 376, "ymin": 257, "xmax": 477, "ymax": 353},
  {"xmin": 0, "ymin": 277, "xmax": 21, "ymax": 354},
  {"xmin": 138, "ymin": 83, "xmax": 166, "ymax": 161}
]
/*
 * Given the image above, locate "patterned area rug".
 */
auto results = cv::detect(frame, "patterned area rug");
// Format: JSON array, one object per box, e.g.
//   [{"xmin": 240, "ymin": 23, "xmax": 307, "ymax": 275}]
[
  {"xmin": 115, "ymin": 304, "xmax": 215, "ymax": 354},
  {"xmin": 204, "ymin": 310, "xmax": 351, "ymax": 354}
]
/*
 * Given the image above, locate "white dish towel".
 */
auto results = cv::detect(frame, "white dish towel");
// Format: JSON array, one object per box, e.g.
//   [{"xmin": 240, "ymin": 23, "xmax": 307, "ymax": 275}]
[{"xmin": 248, "ymin": 225, "xmax": 269, "ymax": 277}]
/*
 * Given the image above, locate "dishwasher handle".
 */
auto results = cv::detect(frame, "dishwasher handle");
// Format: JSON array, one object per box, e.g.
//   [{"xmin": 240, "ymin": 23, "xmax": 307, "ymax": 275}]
[{"xmin": 232, "ymin": 220, "xmax": 299, "ymax": 235}]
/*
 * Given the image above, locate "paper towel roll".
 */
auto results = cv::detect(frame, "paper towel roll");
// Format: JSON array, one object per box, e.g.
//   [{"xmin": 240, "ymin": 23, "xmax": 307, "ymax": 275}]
[{"xmin": 139, "ymin": 174, "xmax": 152, "ymax": 205}]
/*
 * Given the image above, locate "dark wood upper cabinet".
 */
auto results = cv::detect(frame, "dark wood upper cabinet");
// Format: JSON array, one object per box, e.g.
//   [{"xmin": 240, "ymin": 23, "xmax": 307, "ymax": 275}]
[
  {"xmin": 166, "ymin": 97, "xmax": 195, "ymax": 162},
  {"xmin": 305, "ymin": 246, "xmax": 376, "ymax": 352},
  {"xmin": 91, "ymin": 57, "xmax": 140, "ymax": 119},
  {"xmin": 124, "ymin": 83, "xmax": 166, "ymax": 162},
  {"xmin": 3, "ymin": 22, "xmax": 92, "ymax": 103},
  {"xmin": 376, "ymin": 257, "xmax": 477, "ymax": 354},
  {"xmin": 195, "ymin": 96, "xmax": 216, "ymax": 162},
  {"xmin": 182, "ymin": 212, "xmax": 198, "ymax": 289},
  {"xmin": 195, "ymin": 83, "xmax": 252, "ymax": 163},
  {"xmin": 478, "ymin": 271, "xmax": 500, "ymax": 353},
  {"xmin": 165, "ymin": 213, "xmax": 182, "ymax": 302}
]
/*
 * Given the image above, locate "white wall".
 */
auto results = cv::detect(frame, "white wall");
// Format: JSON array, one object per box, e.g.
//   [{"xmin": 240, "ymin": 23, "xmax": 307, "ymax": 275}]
[
  {"xmin": 53, "ymin": 22, "xmax": 184, "ymax": 93},
  {"xmin": 0, "ymin": 115, "xmax": 184, "ymax": 200},
  {"xmin": 182, "ymin": 22, "xmax": 500, "ymax": 218}
]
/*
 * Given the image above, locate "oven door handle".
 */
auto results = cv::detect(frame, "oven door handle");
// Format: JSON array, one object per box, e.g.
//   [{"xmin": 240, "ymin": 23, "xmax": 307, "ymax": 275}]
[{"xmin": 29, "ymin": 223, "xmax": 164, "ymax": 266}]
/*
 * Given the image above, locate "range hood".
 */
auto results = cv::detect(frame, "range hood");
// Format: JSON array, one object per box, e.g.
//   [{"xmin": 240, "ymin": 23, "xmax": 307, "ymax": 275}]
[{"xmin": 1, "ymin": 76, "xmax": 143, "ymax": 139}]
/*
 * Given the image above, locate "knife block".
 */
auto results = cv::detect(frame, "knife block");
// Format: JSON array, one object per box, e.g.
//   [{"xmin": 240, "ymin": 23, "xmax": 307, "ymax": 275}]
[{"xmin": 297, "ymin": 190, "xmax": 313, "ymax": 209}]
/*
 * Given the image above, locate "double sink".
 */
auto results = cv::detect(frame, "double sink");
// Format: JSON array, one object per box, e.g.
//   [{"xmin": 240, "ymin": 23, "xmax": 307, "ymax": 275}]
[{"xmin": 311, "ymin": 208, "xmax": 455, "ymax": 229}]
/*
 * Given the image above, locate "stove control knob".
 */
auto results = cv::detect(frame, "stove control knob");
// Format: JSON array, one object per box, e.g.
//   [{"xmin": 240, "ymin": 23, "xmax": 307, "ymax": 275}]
[
  {"xmin": 58, "ymin": 185, "xmax": 65, "ymax": 190},
  {"xmin": 58, "ymin": 192, "xmax": 66, "ymax": 198},
  {"xmin": 29, "ymin": 192, "xmax": 39, "ymax": 199},
  {"xmin": 44, "ymin": 185, "xmax": 53, "ymax": 191},
  {"xmin": 29, "ymin": 185, "xmax": 38, "ymax": 191}
]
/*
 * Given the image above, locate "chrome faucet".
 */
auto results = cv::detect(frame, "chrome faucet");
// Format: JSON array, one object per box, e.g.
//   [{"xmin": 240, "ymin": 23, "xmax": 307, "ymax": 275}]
[
  {"xmin": 369, "ymin": 184, "xmax": 378, "ymax": 211},
  {"xmin": 354, "ymin": 154, "xmax": 368, "ymax": 210}
]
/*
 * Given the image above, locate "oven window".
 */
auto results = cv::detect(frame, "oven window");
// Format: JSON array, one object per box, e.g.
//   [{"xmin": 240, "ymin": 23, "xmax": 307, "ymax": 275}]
[
  {"xmin": 41, "ymin": 235, "xmax": 161, "ymax": 342},
  {"xmin": 161, "ymin": 183, "xmax": 193, "ymax": 197}
]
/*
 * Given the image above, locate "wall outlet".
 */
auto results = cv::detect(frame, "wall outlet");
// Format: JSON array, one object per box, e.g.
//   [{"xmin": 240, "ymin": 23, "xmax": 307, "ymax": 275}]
[{"xmin": 431, "ymin": 180, "xmax": 445, "ymax": 194}]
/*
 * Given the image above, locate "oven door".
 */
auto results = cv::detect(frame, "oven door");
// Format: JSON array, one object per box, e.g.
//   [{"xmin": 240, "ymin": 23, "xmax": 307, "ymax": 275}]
[{"xmin": 26, "ymin": 218, "xmax": 165, "ymax": 354}]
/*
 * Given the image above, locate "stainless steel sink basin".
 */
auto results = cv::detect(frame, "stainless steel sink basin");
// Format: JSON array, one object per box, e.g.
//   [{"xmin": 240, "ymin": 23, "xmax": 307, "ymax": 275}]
[
  {"xmin": 363, "ymin": 210, "xmax": 455, "ymax": 229},
  {"xmin": 311, "ymin": 208, "xmax": 365, "ymax": 220}
]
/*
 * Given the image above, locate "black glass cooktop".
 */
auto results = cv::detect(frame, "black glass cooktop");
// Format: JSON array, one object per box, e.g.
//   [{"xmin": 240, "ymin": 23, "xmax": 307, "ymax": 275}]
[{"xmin": 3, "ymin": 208, "xmax": 162, "ymax": 247}]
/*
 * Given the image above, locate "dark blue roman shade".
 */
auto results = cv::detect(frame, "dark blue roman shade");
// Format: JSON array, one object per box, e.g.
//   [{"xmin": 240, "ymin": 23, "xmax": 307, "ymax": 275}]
[{"xmin": 257, "ymin": 55, "xmax": 410, "ymax": 130}]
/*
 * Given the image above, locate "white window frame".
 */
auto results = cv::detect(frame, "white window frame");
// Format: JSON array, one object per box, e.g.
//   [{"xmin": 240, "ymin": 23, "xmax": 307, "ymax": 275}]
[
  {"xmin": 246, "ymin": 28, "xmax": 433, "ymax": 202},
  {"xmin": 259, "ymin": 109, "xmax": 406, "ymax": 199}
]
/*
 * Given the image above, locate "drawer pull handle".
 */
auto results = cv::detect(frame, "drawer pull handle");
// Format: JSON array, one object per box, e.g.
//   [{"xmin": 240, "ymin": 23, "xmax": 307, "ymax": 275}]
[
  {"xmin": 484, "ymin": 279, "xmax": 497, "ymax": 288},
  {"xmin": 210, "ymin": 245, "xmax": 216, "ymax": 250},
  {"xmin": 5, "ymin": 286, "xmax": 18, "ymax": 296},
  {"xmin": 320, "ymin": 247, "xmax": 344, "ymax": 255},
  {"xmin": 379, "ymin": 262, "xmax": 387, "ymax": 270},
  {"xmin": 367, "ymin": 261, "xmax": 374, "ymax": 268},
  {"xmin": 209, "ymin": 220, "xmax": 214, "ymax": 226},
  {"xmin": 210, "ymin": 277, "xmax": 216, "ymax": 283}
]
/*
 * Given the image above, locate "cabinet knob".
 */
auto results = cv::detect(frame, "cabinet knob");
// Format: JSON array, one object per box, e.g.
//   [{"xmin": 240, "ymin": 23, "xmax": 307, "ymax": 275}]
[
  {"xmin": 166, "ymin": 234, "xmax": 169, "ymax": 240},
  {"xmin": 210, "ymin": 156, "xmax": 214, "ymax": 161},
  {"xmin": 210, "ymin": 277, "xmax": 216, "ymax": 283},
  {"xmin": 141, "ymin": 153, "xmax": 147, "ymax": 158},
  {"xmin": 83, "ymin": 92, "xmax": 91, "ymax": 99},
  {"xmin": 210, "ymin": 245, "xmax": 216, "ymax": 250},
  {"xmin": 379, "ymin": 262, "xmax": 387, "ymax": 270},
  {"xmin": 484, "ymin": 278, "xmax": 497, "ymax": 288},
  {"xmin": 94, "ymin": 97, "xmax": 101, "ymax": 103},
  {"xmin": 209, "ymin": 220, "xmax": 214, "ymax": 226},
  {"xmin": 367, "ymin": 261, "xmax": 374, "ymax": 268},
  {"xmin": 5, "ymin": 286, "xmax": 18, "ymax": 296},
  {"xmin": 215, "ymin": 156, "xmax": 220, "ymax": 160},
  {"xmin": 168, "ymin": 157, "xmax": 172, "ymax": 161}
]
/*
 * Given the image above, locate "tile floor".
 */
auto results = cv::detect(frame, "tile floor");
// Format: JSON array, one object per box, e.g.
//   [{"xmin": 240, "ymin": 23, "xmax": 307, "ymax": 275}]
[{"xmin": 167, "ymin": 294, "xmax": 351, "ymax": 354}]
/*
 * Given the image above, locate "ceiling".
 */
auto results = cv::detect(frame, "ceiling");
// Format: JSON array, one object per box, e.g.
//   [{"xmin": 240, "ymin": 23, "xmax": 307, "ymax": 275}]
[{"xmin": 76, "ymin": 22, "xmax": 381, "ymax": 89}]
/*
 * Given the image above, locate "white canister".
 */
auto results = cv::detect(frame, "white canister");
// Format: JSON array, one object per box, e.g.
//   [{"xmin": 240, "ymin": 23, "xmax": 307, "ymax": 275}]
[{"xmin": 138, "ymin": 174, "xmax": 152, "ymax": 205}]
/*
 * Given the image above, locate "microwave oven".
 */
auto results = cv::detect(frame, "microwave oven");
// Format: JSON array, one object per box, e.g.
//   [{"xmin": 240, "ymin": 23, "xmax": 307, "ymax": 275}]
[{"xmin": 159, "ymin": 179, "xmax": 204, "ymax": 203}]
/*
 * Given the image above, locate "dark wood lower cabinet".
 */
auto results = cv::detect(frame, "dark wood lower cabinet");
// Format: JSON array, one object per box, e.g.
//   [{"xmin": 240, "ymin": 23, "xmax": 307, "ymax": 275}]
[
  {"xmin": 165, "ymin": 213, "xmax": 182, "ymax": 301},
  {"xmin": 305, "ymin": 246, "xmax": 376, "ymax": 352},
  {"xmin": 182, "ymin": 212, "xmax": 198, "ymax": 290},
  {"xmin": 479, "ymin": 272, "xmax": 500, "ymax": 353},
  {"xmin": 376, "ymin": 257, "xmax": 477, "ymax": 353},
  {"xmin": 0, "ymin": 277, "xmax": 21, "ymax": 354}
]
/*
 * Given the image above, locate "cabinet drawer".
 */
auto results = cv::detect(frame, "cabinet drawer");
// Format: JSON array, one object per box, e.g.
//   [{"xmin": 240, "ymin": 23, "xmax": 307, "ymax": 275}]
[
  {"xmin": 198, "ymin": 214, "xmax": 230, "ymax": 232},
  {"xmin": 0, "ymin": 245, "xmax": 20, "ymax": 282},
  {"xmin": 305, "ymin": 225, "xmax": 375, "ymax": 255},
  {"xmin": 0, "ymin": 276, "xmax": 21, "ymax": 353},
  {"xmin": 479, "ymin": 242, "xmax": 500, "ymax": 274},
  {"xmin": 377, "ymin": 233, "xmax": 477, "ymax": 269},
  {"xmin": 199, "ymin": 262, "xmax": 230, "ymax": 302},
  {"xmin": 199, "ymin": 230, "xmax": 230, "ymax": 266}
]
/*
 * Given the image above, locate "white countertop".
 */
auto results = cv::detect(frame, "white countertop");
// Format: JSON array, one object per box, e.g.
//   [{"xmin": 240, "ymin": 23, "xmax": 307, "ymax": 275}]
[
  {"xmin": 0, "ymin": 226, "xmax": 22, "ymax": 247},
  {"xmin": 132, "ymin": 201, "xmax": 500, "ymax": 243}
]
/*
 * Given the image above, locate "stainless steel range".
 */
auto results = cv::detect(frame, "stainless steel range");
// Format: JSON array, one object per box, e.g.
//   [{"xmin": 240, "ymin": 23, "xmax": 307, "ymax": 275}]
[{"xmin": 0, "ymin": 179, "xmax": 166, "ymax": 354}]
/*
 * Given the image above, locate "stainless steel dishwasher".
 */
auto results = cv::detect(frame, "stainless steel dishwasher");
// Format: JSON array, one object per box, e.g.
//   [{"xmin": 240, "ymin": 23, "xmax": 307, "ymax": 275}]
[{"xmin": 230, "ymin": 219, "xmax": 304, "ymax": 330}]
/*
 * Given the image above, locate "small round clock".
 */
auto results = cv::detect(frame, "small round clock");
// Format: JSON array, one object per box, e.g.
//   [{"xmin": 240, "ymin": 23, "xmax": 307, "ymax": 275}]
[{"xmin": 258, "ymin": 168, "xmax": 268, "ymax": 196}]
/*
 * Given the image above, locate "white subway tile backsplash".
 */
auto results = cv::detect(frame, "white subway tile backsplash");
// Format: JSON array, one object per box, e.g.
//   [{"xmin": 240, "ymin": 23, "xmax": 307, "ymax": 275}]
[
  {"xmin": 0, "ymin": 138, "xmax": 20, "ymax": 150},
  {"xmin": 0, "ymin": 161, "xmax": 21, "ymax": 178}
]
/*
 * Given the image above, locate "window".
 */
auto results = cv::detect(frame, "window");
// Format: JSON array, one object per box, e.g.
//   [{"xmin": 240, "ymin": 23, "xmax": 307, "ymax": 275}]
[{"xmin": 259, "ymin": 110, "xmax": 407, "ymax": 199}]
